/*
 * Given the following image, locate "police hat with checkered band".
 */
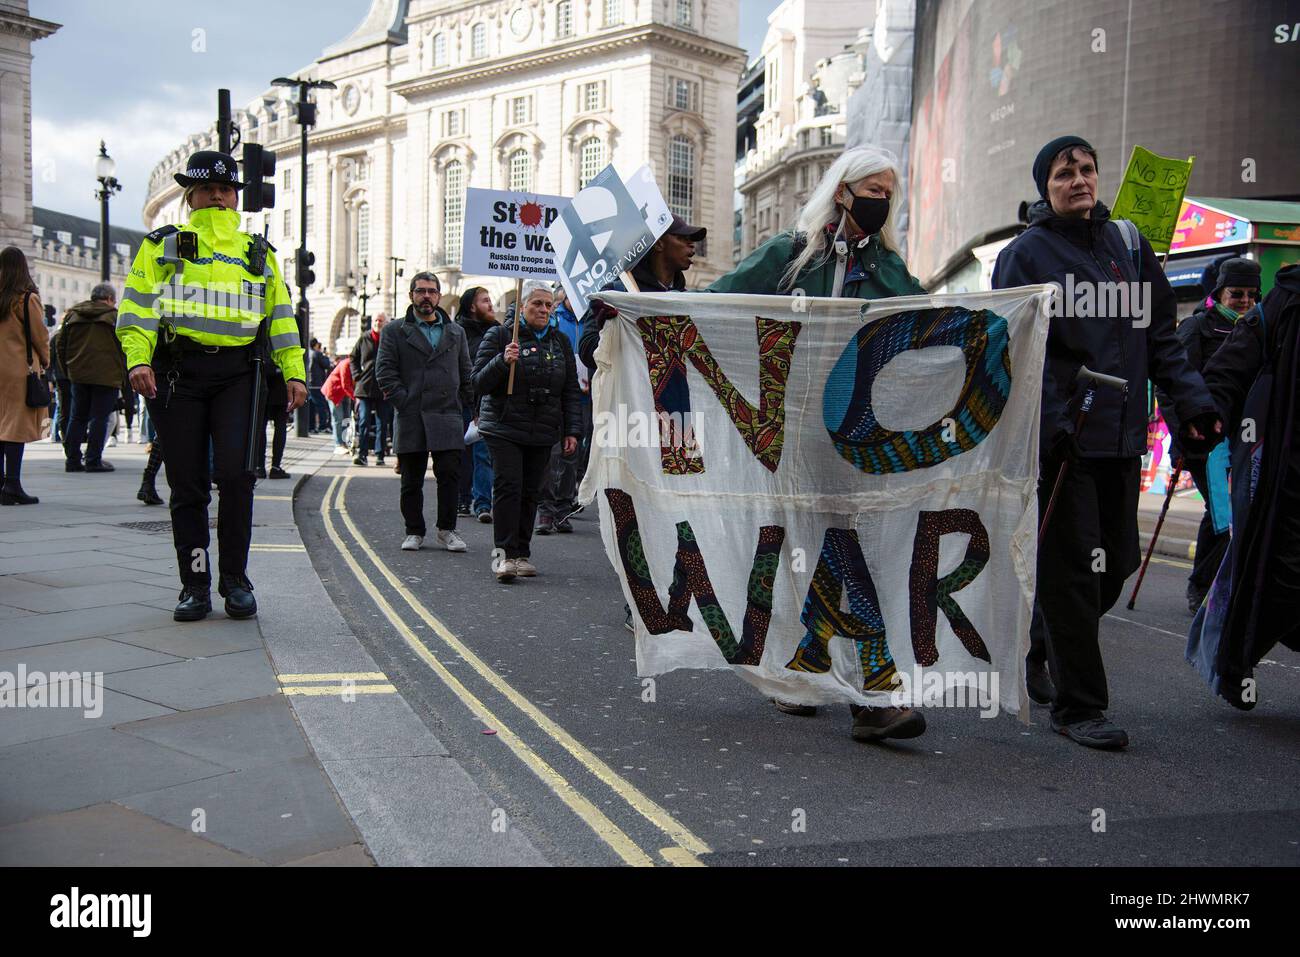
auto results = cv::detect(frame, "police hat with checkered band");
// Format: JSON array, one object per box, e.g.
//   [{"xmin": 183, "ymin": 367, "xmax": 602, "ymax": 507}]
[{"xmin": 173, "ymin": 150, "xmax": 246, "ymax": 190}]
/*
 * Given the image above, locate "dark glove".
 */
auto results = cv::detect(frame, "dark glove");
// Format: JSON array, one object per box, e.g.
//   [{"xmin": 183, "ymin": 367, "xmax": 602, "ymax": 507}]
[
  {"xmin": 1179, "ymin": 410, "xmax": 1223, "ymax": 458},
  {"xmin": 590, "ymin": 299, "xmax": 618, "ymax": 329},
  {"xmin": 1042, "ymin": 429, "xmax": 1080, "ymax": 468}
]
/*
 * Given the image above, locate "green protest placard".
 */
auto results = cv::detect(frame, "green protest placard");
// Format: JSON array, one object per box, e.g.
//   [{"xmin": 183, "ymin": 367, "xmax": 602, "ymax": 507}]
[{"xmin": 1111, "ymin": 146, "xmax": 1195, "ymax": 253}]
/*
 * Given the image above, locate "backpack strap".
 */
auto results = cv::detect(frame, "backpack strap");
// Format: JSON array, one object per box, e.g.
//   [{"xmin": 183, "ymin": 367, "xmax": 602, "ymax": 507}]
[{"xmin": 1112, "ymin": 219, "xmax": 1142, "ymax": 281}]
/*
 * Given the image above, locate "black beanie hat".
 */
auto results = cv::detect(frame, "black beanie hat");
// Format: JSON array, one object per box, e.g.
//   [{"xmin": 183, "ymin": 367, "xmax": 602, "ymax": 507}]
[
  {"xmin": 1200, "ymin": 254, "xmax": 1236, "ymax": 300},
  {"xmin": 1212, "ymin": 258, "xmax": 1262, "ymax": 297},
  {"xmin": 1033, "ymin": 135, "xmax": 1095, "ymax": 198}
]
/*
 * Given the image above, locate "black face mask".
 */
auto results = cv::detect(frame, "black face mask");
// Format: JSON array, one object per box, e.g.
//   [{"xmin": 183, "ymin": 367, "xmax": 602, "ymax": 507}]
[{"xmin": 843, "ymin": 194, "xmax": 890, "ymax": 237}]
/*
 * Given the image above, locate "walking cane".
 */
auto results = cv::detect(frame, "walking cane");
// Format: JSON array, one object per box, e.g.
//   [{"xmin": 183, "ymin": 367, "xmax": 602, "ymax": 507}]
[
  {"xmin": 1126, "ymin": 456, "xmax": 1184, "ymax": 610},
  {"xmin": 1039, "ymin": 366, "xmax": 1129, "ymax": 543}
]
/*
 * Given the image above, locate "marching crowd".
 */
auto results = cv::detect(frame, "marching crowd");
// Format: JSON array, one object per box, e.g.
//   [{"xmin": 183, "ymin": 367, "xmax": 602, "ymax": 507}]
[{"xmin": 1, "ymin": 132, "xmax": 1295, "ymax": 750}]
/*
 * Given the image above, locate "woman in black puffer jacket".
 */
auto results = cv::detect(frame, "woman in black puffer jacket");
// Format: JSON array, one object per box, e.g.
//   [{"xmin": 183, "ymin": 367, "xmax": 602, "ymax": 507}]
[{"xmin": 473, "ymin": 280, "xmax": 581, "ymax": 581}]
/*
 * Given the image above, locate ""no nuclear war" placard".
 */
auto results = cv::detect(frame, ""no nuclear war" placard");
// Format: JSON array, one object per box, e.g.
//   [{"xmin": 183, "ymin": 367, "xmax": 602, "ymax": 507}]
[{"xmin": 460, "ymin": 188, "xmax": 572, "ymax": 280}]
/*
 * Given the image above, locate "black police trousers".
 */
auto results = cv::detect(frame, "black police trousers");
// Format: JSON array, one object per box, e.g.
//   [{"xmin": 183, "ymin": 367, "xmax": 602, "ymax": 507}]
[
  {"xmin": 146, "ymin": 348, "xmax": 256, "ymax": 589},
  {"xmin": 1036, "ymin": 456, "xmax": 1140, "ymax": 725}
]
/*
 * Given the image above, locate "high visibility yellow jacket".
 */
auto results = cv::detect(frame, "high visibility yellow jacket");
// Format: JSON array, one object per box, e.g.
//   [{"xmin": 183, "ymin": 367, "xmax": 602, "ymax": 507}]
[{"xmin": 116, "ymin": 206, "xmax": 306, "ymax": 382}]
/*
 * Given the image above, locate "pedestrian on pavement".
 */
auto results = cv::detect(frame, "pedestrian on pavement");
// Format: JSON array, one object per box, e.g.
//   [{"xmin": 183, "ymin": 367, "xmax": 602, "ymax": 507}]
[
  {"xmin": 992, "ymin": 134, "xmax": 1222, "ymax": 750},
  {"xmin": 376, "ymin": 272, "xmax": 473, "ymax": 553},
  {"xmin": 117, "ymin": 149, "xmax": 307, "ymax": 622},
  {"xmin": 47, "ymin": 310, "xmax": 71, "ymax": 444},
  {"xmin": 537, "ymin": 285, "xmax": 591, "ymax": 535},
  {"xmin": 1161, "ymin": 257, "xmax": 1261, "ymax": 613},
  {"xmin": 473, "ymin": 280, "xmax": 581, "ymax": 582},
  {"xmin": 307, "ymin": 337, "xmax": 332, "ymax": 433},
  {"xmin": 57, "ymin": 282, "xmax": 126, "ymax": 474},
  {"xmin": 322, "ymin": 353, "xmax": 354, "ymax": 454},
  {"xmin": 255, "ymin": 363, "xmax": 292, "ymax": 480},
  {"xmin": 0, "ymin": 246, "xmax": 50, "ymax": 506},
  {"xmin": 350, "ymin": 312, "xmax": 389, "ymax": 467},
  {"xmin": 1194, "ymin": 264, "xmax": 1300, "ymax": 709},
  {"xmin": 455, "ymin": 285, "xmax": 497, "ymax": 522},
  {"xmin": 714, "ymin": 144, "xmax": 931, "ymax": 744}
]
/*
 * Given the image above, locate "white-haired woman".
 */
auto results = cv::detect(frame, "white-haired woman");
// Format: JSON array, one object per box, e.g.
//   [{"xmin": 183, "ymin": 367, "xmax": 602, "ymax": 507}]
[
  {"xmin": 710, "ymin": 145, "xmax": 929, "ymax": 744},
  {"xmin": 709, "ymin": 144, "xmax": 925, "ymax": 300},
  {"xmin": 472, "ymin": 279, "xmax": 582, "ymax": 582}
]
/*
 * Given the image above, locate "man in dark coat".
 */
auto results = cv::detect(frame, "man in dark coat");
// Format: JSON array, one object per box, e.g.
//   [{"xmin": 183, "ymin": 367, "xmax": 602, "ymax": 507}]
[
  {"xmin": 992, "ymin": 135, "xmax": 1221, "ymax": 750},
  {"xmin": 1162, "ymin": 258, "xmax": 1262, "ymax": 611},
  {"xmin": 376, "ymin": 272, "xmax": 473, "ymax": 553},
  {"xmin": 1192, "ymin": 264, "xmax": 1300, "ymax": 709},
  {"xmin": 455, "ymin": 285, "xmax": 498, "ymax": 520},
  {"xmin": 350, "ymin": 312, "xmax": 389, "ymax": 466},
  {"xmin": 58, "ymin": 283, "xmax": 127, "ymax": 473},
  {"xmin": 306, "ymin": 338, "xmax": 333, "ymax": 433}
]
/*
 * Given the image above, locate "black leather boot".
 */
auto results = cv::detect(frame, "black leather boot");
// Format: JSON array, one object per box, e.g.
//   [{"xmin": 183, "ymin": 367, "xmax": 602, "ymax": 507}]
[
  {"xmin": 218, "ymin": 573, "xmax": 257, "ymax": 620},
  {"xmin": 174, "ymin": 585, "xmax": 212, "ymax": 622}
]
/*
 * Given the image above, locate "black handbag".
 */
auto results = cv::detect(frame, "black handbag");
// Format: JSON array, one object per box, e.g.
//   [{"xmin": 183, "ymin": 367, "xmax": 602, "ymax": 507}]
[{"xmin": 20, "ymin": 292, "xmax": 51, "ymax": 408}]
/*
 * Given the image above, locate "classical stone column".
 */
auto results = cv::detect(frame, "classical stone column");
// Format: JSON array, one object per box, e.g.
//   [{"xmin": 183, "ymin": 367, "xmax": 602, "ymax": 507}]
[{"xmin": 0, "ymin": 1, "xmax": 60, "ymax": 251}]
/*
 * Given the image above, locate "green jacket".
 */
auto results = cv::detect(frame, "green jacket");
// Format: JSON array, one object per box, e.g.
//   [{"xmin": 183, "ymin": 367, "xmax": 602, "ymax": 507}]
[
  {"xmin": 57, "ymin": 300, "xmax": 127, "ymax": 389},
  {"xmin": 708, "ymin": 230, "xmax": 926, "ymax": 299}
]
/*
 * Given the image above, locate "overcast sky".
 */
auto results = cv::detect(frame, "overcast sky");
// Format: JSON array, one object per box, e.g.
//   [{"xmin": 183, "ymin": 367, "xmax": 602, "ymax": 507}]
[{"xmin": 31, "ymin": 1, "xmax": 782, "ymax": 231}]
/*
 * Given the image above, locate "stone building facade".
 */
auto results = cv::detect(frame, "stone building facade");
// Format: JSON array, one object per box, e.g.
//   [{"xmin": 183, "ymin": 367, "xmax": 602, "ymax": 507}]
[
  {"xmin": 142, "ymin": 0, "xmax": 745, "ymax": 353},
  {"xmin": 0, "ymin": 1, "xmax": 58, "ymax": 252},
  {"xmin": 27, "ymin": 207, "xmax": 145, "ymax": 317},
  {"xmin": 734, "ymin": 0, "xmax": 868, "ymax": 258}
]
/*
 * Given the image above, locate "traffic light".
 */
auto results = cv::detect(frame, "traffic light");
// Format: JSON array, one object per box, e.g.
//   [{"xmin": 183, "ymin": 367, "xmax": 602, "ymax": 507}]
[
  {"xmin": 241, "ymin": 143, "xmax": 276, "ymax": 213},
  {"xmin": 296, "ymin": 248, "xmax": 316, "ymax": 288}
]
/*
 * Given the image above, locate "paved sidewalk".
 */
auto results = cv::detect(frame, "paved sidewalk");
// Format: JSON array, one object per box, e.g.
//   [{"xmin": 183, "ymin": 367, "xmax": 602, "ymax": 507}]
[
  {"xmin": 1137, "ymin": 489, "xmax": 1209, "ymax": 561},
  {"xmin": 1, "ymin": 429, "xmax": 547, "ymax": 866}
]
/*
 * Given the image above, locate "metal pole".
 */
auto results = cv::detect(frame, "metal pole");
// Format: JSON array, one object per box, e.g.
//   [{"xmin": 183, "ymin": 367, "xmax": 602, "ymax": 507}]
[
  {"xmin": 1127, "ymin": 458, "xmax": 1184, "ymax": 609},
  {"xmin": 98, "ymin": 187, "xmax": 110, "ymax": 282},
  {"xmin": 295, "ymin": 90, "xmax": 310, "ymax": 438}
]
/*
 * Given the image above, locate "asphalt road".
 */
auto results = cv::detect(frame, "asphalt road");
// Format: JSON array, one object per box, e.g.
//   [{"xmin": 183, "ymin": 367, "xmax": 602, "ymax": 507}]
[{"xmin": 297, "ymin": 464, "xmax": 1300, "ymax": 867}]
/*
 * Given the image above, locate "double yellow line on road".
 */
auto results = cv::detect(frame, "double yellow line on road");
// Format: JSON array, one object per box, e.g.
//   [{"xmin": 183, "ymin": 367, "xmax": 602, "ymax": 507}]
[{"xmin": 319, "ymin": 475, "xmax": 710, "ymax": 867}]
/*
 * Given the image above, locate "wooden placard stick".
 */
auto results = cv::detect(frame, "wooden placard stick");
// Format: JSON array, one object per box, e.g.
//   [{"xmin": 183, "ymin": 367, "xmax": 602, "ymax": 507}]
[{"xmin": 507, "ymin": 277, "xmax": 523, "ymax": 395}]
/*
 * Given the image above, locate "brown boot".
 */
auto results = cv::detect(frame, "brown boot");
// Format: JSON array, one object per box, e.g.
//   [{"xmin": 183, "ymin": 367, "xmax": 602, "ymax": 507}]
[
  {"xmin": 773, "ymin": 699, "xmax": 817, "ymax": 717},
  {"xmin": 850, "ymin": 705, "xmax": 926, "ymax": 742}
]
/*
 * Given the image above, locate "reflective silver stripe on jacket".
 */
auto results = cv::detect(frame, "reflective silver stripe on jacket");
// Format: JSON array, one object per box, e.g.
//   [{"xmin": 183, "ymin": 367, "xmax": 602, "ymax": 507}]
[
  {"xmin": 156, "ymin": 283, "xmax": 264, "ymax": 317},
  {"xmin": 116, "ymin": 312, "xmax": 160, "ymax": 333},
  {"xmin": 121, "ymin": 287, "xmax": 159, "ymax": 310},
  {"xmin": 269, "ymin": 331, "xmax": 301, "ymax": 351},
  {"xmin": 270, "ymin": 303, "xmax": 295, "ymax": 321},
  {"xmin": 163, "ymin": 309, "xmax": 263, "ymax": 337}
]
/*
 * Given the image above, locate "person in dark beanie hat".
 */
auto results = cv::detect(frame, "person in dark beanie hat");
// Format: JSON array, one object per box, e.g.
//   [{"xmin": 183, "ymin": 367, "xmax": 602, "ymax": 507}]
[
  {"xmin": 993, "ymin": 134, "xmax": 1221, "ymax": 751},
  {"xmin": 1032, "ymin": 135, "xmax": 1096, "ymax": 199},
  {"xmin": 1161, "ymin": 256, "xmax": 1262, "ymax": 612}
]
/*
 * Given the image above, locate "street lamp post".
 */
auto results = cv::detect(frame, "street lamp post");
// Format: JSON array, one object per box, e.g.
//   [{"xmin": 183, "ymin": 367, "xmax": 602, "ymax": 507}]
[
  {"xmin": 93, "ymin": 142, "xmax": 121, "ymax": 283},
  {"xmin": 271, "ymin": 74, "xmax": 336, "ymax": 437},
  {"xmin": 387, "ymin": 255, "xmax": 405, "ymax": 316}
]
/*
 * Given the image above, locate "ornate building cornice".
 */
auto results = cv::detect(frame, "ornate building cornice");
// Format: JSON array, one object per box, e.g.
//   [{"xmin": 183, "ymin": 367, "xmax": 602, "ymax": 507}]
[
  {"xmin": 390, "ymin": 25, "xmax": 745, "ymax": 99},
  {"xmin": 0, "ymin": 8, "xmax": 60, "ymax": 43}
]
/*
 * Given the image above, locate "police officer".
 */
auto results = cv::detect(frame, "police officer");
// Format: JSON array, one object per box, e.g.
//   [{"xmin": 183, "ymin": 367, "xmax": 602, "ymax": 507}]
[{"xmin": 117, "ymin": 150, "xmax": 306, "ymax": 621}]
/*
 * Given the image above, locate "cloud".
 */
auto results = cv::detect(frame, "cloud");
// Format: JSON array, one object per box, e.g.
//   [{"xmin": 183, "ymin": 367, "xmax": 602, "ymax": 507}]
[{"xmin": 33, "ymin": 98, "xmax": 212, "ymax": 230}]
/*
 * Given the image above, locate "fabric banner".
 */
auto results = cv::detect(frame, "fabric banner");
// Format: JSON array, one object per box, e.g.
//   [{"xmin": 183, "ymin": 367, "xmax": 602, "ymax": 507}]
[{"xmin": 579, "ymin": 287, "xmax": 1054, "ymax": 717}]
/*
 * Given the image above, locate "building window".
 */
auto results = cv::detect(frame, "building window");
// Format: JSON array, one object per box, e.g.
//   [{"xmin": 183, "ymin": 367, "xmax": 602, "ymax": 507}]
[
  {"xmin": 582, "ymin": 81, "xmax": 603, "ymax": 112},
  {"xmin": 283, "ymin": 208, "xmax": 293, "ymax": 239},
  {"xmin": 579, "ymin": 136, "xmax": 605, "ymax": 188},
  {"xmin": 667, "ymin": 135, "xmax": 695, "ymax": 221},
  {"xmin": 433, "ymin": 32, "xmax": 447, "ymax": 67},
  {"xmin": 798, "ymin": 129, "xmax": 810, "ymax": 150},
  {"xmin": 305, "ymin": 163, "xmax": 315, "ymax": 191},
  {"xmin": 283, "ymin": 167, "xmax": 293, "ymax": 191},
  {"xmin": 306, "ymin": 205, "xmax": 316, "ymax": 237},
  {"xmin": 508, "ymin": 149, "xmax": 533, "ymax": 192},
  {"xmin": 797, "ymin": 166, "xmax": 807, "ymax": 190},
  {"xmin": 668, "ymin": 76, "xmax": 698, "ymax": 112},
  {"xmin": 443, "ymin": 160, "xmax": 465, "ymax": 263},
  {"xmin": 604, "ymin": 0, "xmax": 622, "ymax": 26},
  {"xmin": 471, "ymin": 22, "xmax": 487, "ymax": 58},
  {"xmin": 557, "ymin": 1, "xmax": 573, "ymax": 38},
  {"xmin": 675, "ymin": 0, "xmax": 693, "ymax": 28},
  {"xmin": 510, "ymin": 96, "xmax": 530, "ymax": 125},
  {"xmin": 356, "ymin": 203, "xmax": 370, "ymax": 265},
  {"xmin": 819, "ymin": 127, "xmax": 833, "ymax": 147}
]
